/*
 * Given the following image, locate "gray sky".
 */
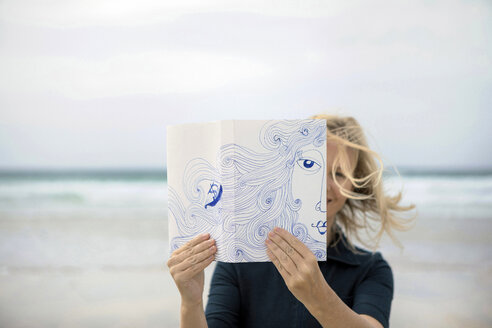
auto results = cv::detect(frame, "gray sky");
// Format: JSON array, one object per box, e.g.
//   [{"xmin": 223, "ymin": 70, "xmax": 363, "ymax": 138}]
[{"xmin": 0, "ymin": 0, "xmax": 491, "ymax": 170}]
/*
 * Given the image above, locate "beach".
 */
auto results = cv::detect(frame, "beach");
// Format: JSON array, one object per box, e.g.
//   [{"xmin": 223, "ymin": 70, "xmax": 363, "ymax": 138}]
[{"xmin": 0, "ymin": 173, "xmax": 491, "ymax": 327}]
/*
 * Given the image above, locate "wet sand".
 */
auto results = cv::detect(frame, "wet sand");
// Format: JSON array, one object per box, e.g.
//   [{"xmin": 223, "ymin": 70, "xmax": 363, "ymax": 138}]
[{"xmin": 0, "ymin": 209, "xmax": 491, "ymax": 327}]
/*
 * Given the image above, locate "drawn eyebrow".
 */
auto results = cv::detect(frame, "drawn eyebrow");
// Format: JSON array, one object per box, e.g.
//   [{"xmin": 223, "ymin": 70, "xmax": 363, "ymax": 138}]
[{"xmin": 298, "ymin": 149, "xmax": 323, "ymax": 162}]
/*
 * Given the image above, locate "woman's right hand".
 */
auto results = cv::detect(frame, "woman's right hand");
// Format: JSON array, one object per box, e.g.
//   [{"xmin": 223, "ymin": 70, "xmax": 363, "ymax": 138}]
[{"xmin": 167, "ymin": 233, "xmax": 217, "ymax": 307}]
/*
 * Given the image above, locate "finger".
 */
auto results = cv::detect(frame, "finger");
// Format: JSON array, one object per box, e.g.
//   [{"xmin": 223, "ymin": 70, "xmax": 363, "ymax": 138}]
[
  {"xmin": 265, "ymin": 238, "xmax": 296, "ymax": 276},
  {"xmin": 172, "ymin": 233, "xmax": 210, "ymax": 256},
  {"xmin": 179, "ymin": 253, "xmax": 216, "ymax": 281},
  {"xmin": 266, "ymin": 246, "xmax": 291, "ymax": 282},
  {"xmin": 168, "ymin": 238, "xmax": 215, "ymax": 268},
  {"xmin": 268, "ymin": 229, "xmax": 303, "ymax": 265},
  {"xmin": 273, "ymin": 227, "xmax": 310, "ymax": 258},
  {"xmin": 172, "ymin": 243, "xmax": 217, "ymax": 274}
]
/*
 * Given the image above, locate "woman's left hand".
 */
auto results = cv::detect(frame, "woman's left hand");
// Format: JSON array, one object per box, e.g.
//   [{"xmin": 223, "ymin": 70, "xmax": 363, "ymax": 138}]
[{"xmin": 265, "ymin": 227, "xmax": 330, "ymax": 308}]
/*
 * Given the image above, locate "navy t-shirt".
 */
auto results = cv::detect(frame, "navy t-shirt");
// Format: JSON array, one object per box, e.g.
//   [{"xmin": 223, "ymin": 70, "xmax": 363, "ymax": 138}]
[{"xmin": 205, "ymin": 234, "xmax": 393, "ymax": 328}]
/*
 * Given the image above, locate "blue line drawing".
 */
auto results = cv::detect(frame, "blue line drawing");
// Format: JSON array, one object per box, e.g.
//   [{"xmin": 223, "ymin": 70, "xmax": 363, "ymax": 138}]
[
  {"xmin": 311, "ymin": 220, "xmax": 328, "ymax": 235},
  {"xmin": 168, "ymin": 120, "xmax": 327, "ymax": 262},
  {"xmin": 205, "ymin": 182, "xmax": 223, "ymax": 209}
]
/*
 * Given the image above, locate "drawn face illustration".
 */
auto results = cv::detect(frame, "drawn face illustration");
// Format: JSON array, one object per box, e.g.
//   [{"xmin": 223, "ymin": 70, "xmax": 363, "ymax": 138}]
[
  {"xmin": 291, "ymin": 140, "xmax": 357, "ymax": 242},
  {"xmin": 169, "ymin": 120, "xmax": 330, "ymax": 262},
  {"xmin": 291, "ymin": 143, "xmax": 327, "ymax": 243}
]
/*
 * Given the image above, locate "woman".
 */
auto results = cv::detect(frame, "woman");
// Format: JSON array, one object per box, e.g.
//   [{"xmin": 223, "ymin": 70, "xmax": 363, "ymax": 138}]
[{"xmin": 167, "ymin": 114, "xmax": 414, "ymax": 328}]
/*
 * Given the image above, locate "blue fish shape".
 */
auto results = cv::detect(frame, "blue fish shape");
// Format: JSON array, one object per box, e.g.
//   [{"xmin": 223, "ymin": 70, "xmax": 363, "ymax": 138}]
[{"xmin": 205, "ymin": 183, "xmax": 223, "ymax": 209}]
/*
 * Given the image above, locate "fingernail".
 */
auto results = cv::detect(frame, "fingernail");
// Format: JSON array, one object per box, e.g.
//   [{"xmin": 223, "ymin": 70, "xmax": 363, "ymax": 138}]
[{"xmin": 274, "ymin": 227, "xmax": 280, "ymax": 232}]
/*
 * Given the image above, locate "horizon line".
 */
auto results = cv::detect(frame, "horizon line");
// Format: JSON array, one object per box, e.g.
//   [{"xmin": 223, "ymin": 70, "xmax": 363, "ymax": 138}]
[{"xmin": 0, "ymin": 166, "xmax": 491, "ymax": 176}]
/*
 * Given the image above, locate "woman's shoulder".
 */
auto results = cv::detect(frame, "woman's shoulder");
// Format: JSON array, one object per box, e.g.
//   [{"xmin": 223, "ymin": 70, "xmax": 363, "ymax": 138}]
[
  {"xmin": 327, "ymin": 232, "xmax": 392, "ymax": 271},
  {"xmin": 354, "ymin": 246, "xmax": 389, "ymax": 264},
  {"xmin": 352, "ymin": 247, "xmax": 392, "ymax": 276},
  {"xmin": 349, "ymin": 245, "xmax": 394, "ymax": 291}
]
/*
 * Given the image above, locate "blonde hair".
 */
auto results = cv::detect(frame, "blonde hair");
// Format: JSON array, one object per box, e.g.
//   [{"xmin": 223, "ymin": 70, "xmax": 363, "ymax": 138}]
[{"xmin": 310, "ymin": 113, "xmax": 416, "ymax": 251}]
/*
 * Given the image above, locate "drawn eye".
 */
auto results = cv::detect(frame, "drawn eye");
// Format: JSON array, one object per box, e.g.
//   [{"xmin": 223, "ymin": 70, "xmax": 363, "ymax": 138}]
[
  {"xmin": 296, "ymin": 158, "xmax": 321, "ymax": 174},
  {"xmin": 303, "ymin": 160, "xmax": 314, "ymax": 168}
]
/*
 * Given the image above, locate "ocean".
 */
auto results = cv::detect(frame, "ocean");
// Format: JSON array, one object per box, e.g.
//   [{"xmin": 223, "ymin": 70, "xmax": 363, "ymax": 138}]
[
  {"xmin": 1, "ymin": 169, "xmax": 490, "ymax": 216},
  {"xmin": 0, "ymin": 169, "xmax": 491, "ymax": 327},
  {"xmin": 0, "ymin": 169, "xmax": 490, "ymax": 268},
  {"xmin": 0, "ymin": 170, "xmax": 169, "ymax": 270}
]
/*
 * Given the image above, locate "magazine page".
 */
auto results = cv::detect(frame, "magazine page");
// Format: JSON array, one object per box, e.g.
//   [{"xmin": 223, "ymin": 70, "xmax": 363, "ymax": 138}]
[{"xmin": 167, "ymin": 119, "xmax": 327, "ymax": 262}]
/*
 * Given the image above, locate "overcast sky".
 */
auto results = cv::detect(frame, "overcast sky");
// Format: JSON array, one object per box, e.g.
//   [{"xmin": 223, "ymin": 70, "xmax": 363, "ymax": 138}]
[{"xmin": 0, "ymin": 0, "xmax": 491, "ymax": 170}]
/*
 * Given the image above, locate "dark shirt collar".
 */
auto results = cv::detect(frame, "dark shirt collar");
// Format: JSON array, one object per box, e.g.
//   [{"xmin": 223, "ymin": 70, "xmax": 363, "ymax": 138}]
[{"xmin": 325, "ymin": 231, "xmax": 362, "ymax": 266}]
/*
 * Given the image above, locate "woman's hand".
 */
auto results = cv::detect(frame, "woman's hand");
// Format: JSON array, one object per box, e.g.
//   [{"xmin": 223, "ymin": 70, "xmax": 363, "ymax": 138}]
[
  {"xmin": 266, "ymin": 227, "xmax": 383, "ymax": 328},
  {"xmin": 265, "ymin": 227, "xmax": 329, "ymax": 309},
  {"xmin": 167, "ymin": 233, "xmax": 216, "ymax": 307}
]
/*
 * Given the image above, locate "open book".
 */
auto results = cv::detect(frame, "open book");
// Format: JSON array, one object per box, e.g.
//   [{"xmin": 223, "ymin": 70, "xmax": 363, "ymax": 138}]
[{"xmin": 167, "ymin": 119, "xmax": 327, "ymax": 262}]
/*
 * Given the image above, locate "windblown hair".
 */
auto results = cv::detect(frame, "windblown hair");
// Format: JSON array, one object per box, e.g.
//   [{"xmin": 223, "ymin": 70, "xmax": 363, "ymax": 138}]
[{"xmin": 310, "ymin": 114, "xmax": 416, "ymax": 251}]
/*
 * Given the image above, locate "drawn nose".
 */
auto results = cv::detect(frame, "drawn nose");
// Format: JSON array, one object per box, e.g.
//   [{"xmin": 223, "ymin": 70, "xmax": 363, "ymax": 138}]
[{"xmin": 315, "ymin": 201, "xmax": 326, "ymax": 212}]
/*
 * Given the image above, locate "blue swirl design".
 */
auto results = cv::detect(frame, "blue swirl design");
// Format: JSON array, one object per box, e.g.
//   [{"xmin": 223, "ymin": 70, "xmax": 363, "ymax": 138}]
[{"xmin": 169, "ymin": 120, "xmax": 327, "ymax": 262}]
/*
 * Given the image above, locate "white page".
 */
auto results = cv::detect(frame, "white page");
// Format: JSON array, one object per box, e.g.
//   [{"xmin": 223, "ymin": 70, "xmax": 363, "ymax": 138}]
[{"xmin": 167, "ymin": 119, "xmax": 327, "ymax": 262}]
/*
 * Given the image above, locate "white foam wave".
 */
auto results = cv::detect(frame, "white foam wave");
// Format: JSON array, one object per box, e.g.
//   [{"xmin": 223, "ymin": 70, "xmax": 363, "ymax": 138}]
[{"xmin": 0, "ymin": 180, "xmax": 168, "ymax": 210}]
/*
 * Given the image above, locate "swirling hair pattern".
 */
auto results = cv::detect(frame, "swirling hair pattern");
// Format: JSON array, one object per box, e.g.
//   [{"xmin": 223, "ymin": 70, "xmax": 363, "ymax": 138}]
[{"xmin": 169, "ymin": 120, "xmax": 327, "ymax": 262}]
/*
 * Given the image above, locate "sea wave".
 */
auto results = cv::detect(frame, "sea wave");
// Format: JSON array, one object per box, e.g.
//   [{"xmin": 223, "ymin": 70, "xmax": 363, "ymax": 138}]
[
  {"xmin": 0, "ymin": 180, "xmax": 167, "ymax": 210},
  {"xmin": 385, "ymin": 175, "xmax": 492, "ymax": 219},
  {"xmin": 0, "ymin": 173, "xmax": 491, "ymax": 219}
]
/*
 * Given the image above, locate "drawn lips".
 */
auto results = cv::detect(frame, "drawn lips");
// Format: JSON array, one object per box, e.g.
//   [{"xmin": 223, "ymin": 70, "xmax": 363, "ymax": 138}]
[{"xmin": 311, "ymin": 220, "xmax": 327, "ymax": 235}]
